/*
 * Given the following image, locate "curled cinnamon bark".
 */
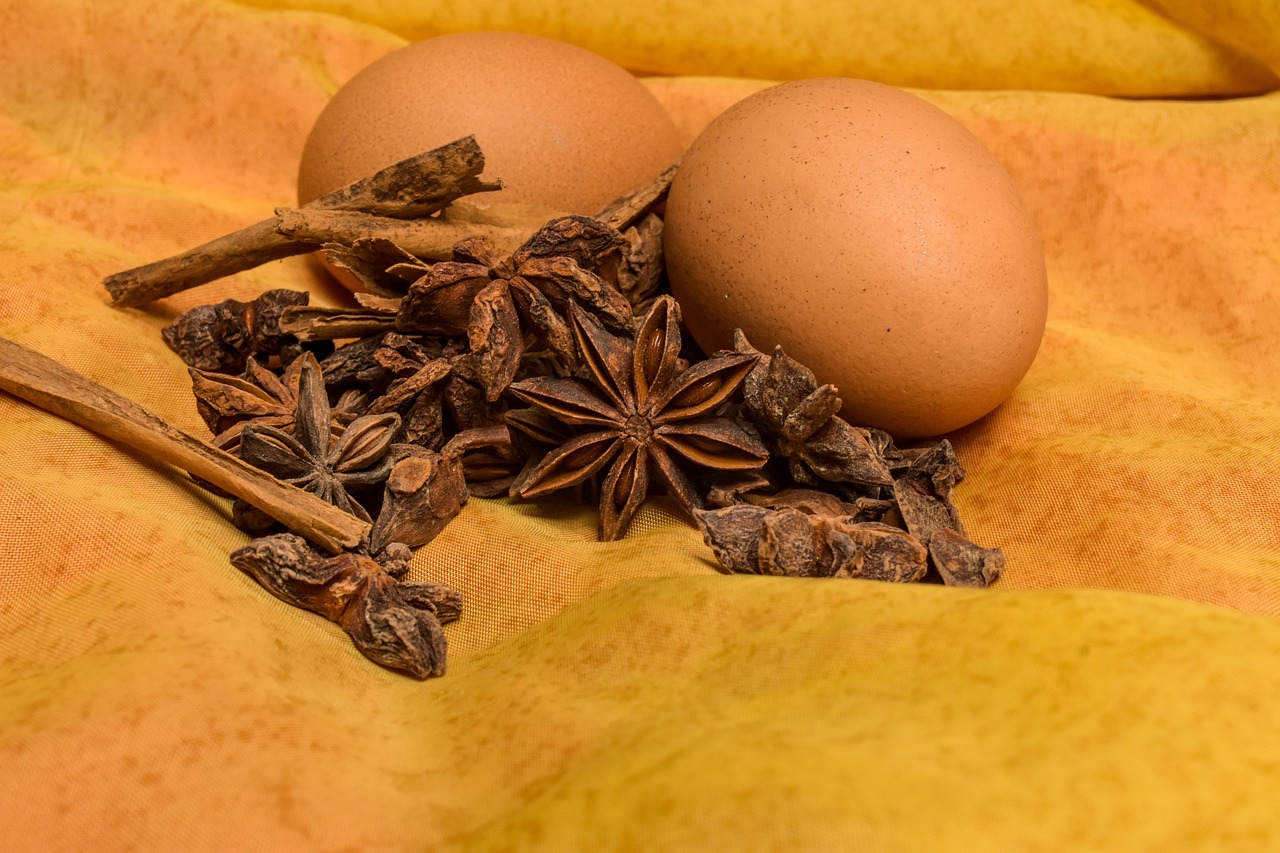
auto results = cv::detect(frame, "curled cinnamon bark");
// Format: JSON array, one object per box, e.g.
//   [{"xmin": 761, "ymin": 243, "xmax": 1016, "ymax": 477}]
[{"xmin": 0, "ymin": 336, "xmax": 368, "ymax": 553}]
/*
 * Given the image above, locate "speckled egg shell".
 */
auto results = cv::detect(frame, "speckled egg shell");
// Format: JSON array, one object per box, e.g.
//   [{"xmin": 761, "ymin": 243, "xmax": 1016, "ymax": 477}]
[
  {"xmin": 663, "ymin": 78, "xmax": 1048, "ymax": 439},
  {"xmin": 297, "ymin": 31, "xmax": 683, "ymax": 214}
]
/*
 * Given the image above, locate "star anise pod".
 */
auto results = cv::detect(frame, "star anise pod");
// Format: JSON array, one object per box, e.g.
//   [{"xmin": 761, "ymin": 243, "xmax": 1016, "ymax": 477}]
[
  {"xmin": 239, "ymin": 352, "xmax": 400, "ymax": 522},
  {"xmin": 275, "ymin": 216, "xmax": 633, "ymax": 403},
  {"xmin": 508, "ymin": 295, "xmax": 768, "ymax": 541},
  {"xmin": 163, "ymin": 288, "xmax": 309, "ymax": 373},
  {"xmin": 734, "ymin": 331, "xmax": 894, "ymax": 493}
]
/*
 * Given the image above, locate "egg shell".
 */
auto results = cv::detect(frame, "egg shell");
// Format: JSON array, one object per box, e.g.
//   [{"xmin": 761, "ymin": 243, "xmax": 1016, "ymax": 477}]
[
  {"xmin": 663, "ymin": 78, "xmax": 1048, "ymax": 439},
  {"xmin": 297, "ymin": 31, "xmax": 683, "ymax": 215}
]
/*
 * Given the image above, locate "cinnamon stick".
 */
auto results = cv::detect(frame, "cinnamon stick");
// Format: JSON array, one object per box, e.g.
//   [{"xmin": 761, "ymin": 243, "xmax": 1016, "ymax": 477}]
[
  {"xmin": 0, "ymin": 337, "xmax": 369, "ymax": 553},
  {"xmin": 103, "ymin": 136, "xmax": 501, "ymax": 308},
  {"xmin": 276, "ymin": 304, "xmax": 400, "ymax": 342},
  {"xmin": 274, "ymin": 207, "xmax": 542, "ymax": 262}
]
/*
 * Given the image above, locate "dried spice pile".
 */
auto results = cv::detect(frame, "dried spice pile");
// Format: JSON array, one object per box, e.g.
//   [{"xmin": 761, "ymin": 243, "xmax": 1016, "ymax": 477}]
[{"xmin": 101, "ymin": 137, "xmax": 1004, "ymax": 679}]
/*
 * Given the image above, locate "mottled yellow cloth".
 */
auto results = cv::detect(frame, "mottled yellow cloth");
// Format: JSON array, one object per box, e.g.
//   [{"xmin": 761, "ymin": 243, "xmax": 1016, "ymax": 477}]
[{"xmin": 2, "ymin": 0, "xmax": 1280, "ymax": 848}]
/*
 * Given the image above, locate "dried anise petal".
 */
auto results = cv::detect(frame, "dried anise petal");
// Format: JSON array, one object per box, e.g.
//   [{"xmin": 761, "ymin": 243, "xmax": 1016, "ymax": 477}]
[
  {"xmin": 509, "ymin": 296, "xmax": 767, "ymax": 540},
  {"xmin": 929, "ymin": 527, "xmax": 1004, "ymax": 588},
  {"xmin": 471, "ymin": 406, "xmax": 574, "ymax": 497},
  {"xmin": 893, "ymin": 439, "xmax": 966, "ymax": 543},
  {"xmin": 322, "ymin": 237, "xmax": 426, "ymax": 297},
  {"xmin": 694, "ymin": 505, "xmax": 927, "ymax": 582},
  {"xmin": 374, "ymin": 332, "xmax": 445, "ymax": 378},
  {"xmin": 502, "ymin": 215, "xmax": 628, "ymax": 281},
  {"xmin": 239, "ymin": 352, "xmax": 400, "ymax": 522},
  {"xmin": 365, "ymin": 353, "xmax": 451, "ymax": 419},
  {"xmin": 230, "ymin": 533, "xmax": 453, "ymax": 678},
  {"xmin": 850, "ymin": 497, "xmax": 900, "ymax": 524},
  {"xmin": 756, "ymin": 506, "xmax": 827, "ymax": 577},
  {"xmin": 829, "ymin": 522, "xmax": 930, "ymax": 582},
  {"xmin": 591, "ymin": 160, "xmax": 678, "ymax": 232},
  {"xmin": 402, "ymin": 385, "xmax": 447, "ymax": 450},
  {"xmin": 458, "ymin": 440, "xmax": 527, "ymax": 497},
  {"xmin": 754, "ymin": 488, "xmax": 900, "ymax": 526},
  {"xmin": 279, "ymin": 301, "xmax": 399, "ymax": 342},
  {"xmin": 755, "ymin": 488, "xmax": 860, "ymax": 518},
  {"xmin": 615, "ymin": 212, "xmax": 665, "ymax": 312},
  {"xmin": 703, "ymin": 469, "xmax": 776, "ymax": 508},
  {"xmin": 398, "ymin": 257, "xmax": 494, "ymax": 336},
  {"xmin": 397, "ymin": 580, "xmax": 463, "ymax": 623},
  {"xmin": 735, "ymin": 331, "xmax": 893, "ymax": 491},
  {"xmin": 163, "ymin": 289, "xmax": 308, "ymax": 373},
  {"xmin": 694, "ymin": 504, "xmax": 769, "ymax": 574},
  {"xmin": 319, "ymin": 333, "xmax": 393, "ymax": 391},
  {"xmin": 190, "ymin": 356, "xmax": 301, "ymax": 441},
  {"xmin": 332, "ymin": 388, "xmax": 372, "ymax": 426},
  {"xmin": 467, "ymin": 278, "xmax": 523, "ymax": 398}
]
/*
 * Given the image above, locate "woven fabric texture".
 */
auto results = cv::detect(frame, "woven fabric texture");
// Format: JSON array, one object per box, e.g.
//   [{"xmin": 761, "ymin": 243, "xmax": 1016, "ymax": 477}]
[{"xmin": 2, "ymin": 0, "xmax": 1279, "ymax": 848}]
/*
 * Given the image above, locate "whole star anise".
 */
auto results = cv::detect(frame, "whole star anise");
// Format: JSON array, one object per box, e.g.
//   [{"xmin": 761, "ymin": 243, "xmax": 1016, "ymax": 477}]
[
  {"xmin": 507, "ymin": 295, "xmax": 768, "ymax": 540},
  {"xmin": 396, "ymin": 216, "xmax": 632, "ymax": 401},
  {"xmin": 275, "ymin": 216, "xmax": 635, "ymax": 404},
  {"xmin": 239, "ymin": 352, "xmax": 400, "ymax": 522}
]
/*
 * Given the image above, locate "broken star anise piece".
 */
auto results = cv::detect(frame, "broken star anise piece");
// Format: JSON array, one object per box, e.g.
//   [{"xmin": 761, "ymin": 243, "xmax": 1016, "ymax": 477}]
[
  {"xmin": 230, "ymin": 533, "xmax": 453, "ymax": 678},
  {"xmin": 368, "ymin": 425, "xmax": 509, "ymax": 554},
  {"xmin": 893, "ymin": 439, "xmax": 1005, "ymax": 587},
  {"xmin": 694, "ymin": 504, "xmax": 928, "ymax": 582},
  {"xmin": 508, "ymin": 295, "xmax": 768, "ymax": 541},
  {"xmin": 239, "ymin": 351, "xmax": 400, "ymax": 522},
  {"xmin": 735, "ymin": 331, "xmax": 894, "ymax": 492}
]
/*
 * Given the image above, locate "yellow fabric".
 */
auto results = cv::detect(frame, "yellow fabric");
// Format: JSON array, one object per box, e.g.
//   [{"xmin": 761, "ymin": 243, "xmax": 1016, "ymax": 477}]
[
  {"xmin": 3, "ymin": 0, "xmax": 1280, "ymax": 848},
  {"xmin": 228, "ymin": 0, "xmax": 1280, "ymax": 96}
]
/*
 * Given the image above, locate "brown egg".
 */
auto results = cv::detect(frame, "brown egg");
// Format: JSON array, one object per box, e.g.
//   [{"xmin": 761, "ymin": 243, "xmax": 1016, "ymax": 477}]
[
  {"xmin": 297, "ymin": 31, "xmax": 683, "ymax": 217},
  {"xmin": 664, "ymin": 78, "xmax": 1048, "ymax": 439}
]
